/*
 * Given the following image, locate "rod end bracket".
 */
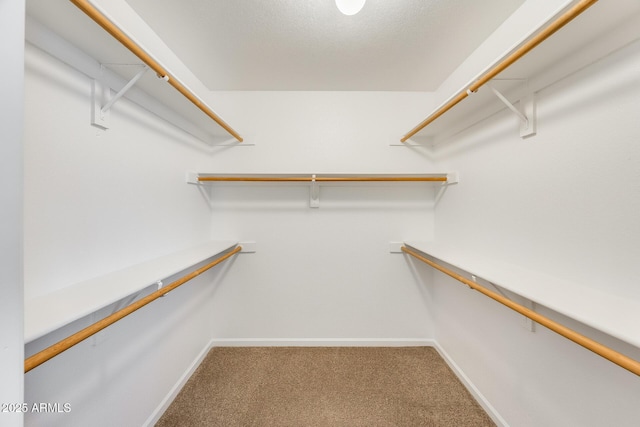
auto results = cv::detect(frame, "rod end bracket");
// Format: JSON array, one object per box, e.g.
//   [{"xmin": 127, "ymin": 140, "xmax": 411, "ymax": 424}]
[
  {"xmin": 186, "ymin": 171, "xmax": 200, "ymax": 185},
  {"xmin": 445, "ymin": 171, "xmax": 459, "ymax": 185}
]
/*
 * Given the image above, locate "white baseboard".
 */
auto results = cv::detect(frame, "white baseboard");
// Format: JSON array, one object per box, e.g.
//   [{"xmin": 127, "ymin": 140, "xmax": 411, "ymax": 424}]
[
  {"xmin": 431, "ymin": 341, "xmax": 509, "ymax": 427},
  {"xmin": 210, "ymin": 338, "xmax": 436, "ymax": 347},
  {"xmin": 143, "ymin": 338, "xmax": 216, "ymax": 427},
  {"xmin": 146, "ymin": 338, "xmax": 507, "ymax": 427}
]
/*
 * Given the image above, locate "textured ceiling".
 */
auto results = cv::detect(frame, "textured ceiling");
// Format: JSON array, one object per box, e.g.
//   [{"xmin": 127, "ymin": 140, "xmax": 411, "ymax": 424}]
[{"xmin": 124, "ymin": 0, "xmax": 525, "ymax": 91}]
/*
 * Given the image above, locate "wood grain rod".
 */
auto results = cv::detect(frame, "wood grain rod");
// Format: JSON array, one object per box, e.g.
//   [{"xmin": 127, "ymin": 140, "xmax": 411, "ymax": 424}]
[
  {"xmin": 24, "ymin": 245, "xmax": 242, "ymax": 373},
  {"xmin": 401, "ymin": 246, "xmax": 640, "ymax": 377},
  {"xmin": 401, "ymin": 0, "xmax": 599, "ymax": 142},
  {"xmin": 69, "ymin": 0, "xmax": 243, "ymax": 142},
  {"xmin": 197, "ymin": 176, "xmax": 447, "ymax": 182}
]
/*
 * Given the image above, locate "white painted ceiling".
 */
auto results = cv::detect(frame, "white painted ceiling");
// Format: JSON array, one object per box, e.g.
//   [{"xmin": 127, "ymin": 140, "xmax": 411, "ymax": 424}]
[{"xmin": 123, "ymin": 0, "xmax": 525, "ymax": 91}]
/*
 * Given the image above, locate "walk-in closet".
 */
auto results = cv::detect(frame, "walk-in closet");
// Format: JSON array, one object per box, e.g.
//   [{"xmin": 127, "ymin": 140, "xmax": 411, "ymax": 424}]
[{"xmin": 2, "ymin": 0, "xmax": 640, "ymax": 425}]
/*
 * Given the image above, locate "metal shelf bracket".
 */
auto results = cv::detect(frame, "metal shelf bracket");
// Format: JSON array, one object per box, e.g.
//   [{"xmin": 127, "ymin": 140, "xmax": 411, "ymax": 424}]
[
  {"xmin": 487, "ymin": 81, "xmax": 536, "ymax": 138},
  {"xmin": 92, "ymin": 65, "xmax": 149, "ymax": 129},
  {"xmin": 483, "ymin": 277, "xmax": 536, "ymax": 332}
]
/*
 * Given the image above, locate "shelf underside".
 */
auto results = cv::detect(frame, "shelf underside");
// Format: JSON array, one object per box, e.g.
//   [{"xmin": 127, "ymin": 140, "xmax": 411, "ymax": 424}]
[{"xmin": 408, "ymin": 0, "xmax": 640, "ymax": 145}]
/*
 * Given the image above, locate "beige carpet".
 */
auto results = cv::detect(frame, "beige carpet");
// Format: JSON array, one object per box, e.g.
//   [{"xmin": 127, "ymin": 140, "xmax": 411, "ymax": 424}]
[{"xmin": 156, "ymin": 347, "xmax": 495, "ymax": 427}]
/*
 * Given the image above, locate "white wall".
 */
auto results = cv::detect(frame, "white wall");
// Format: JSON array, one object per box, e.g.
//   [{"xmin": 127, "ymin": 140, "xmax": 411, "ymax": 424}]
[
  {"xmin": 0, "ymin": 1, "xmax": 25, "ymax": 427},
  {"xmin": 22, "ymin": 42, "xmax": 216, "ymax": 299},
  {"xmin": 21, "ymin": 1, "xmax": 640, "ymax": 425},
  {"xmin": 198, "ymin": 91, "xmax": 440, "ymax": 343},
  {"xmin": 425, "ymin": 27, "xmax": 640, "ymax": 427},
  {"xmin": 21, "ymin": 39, "xmax": 228, "ymax": 426},
  {"xmin": 22, "ymin": 2, "xmax": 442, "ymax": 422},
  {"xmin": 22, "ymin": 39, "xmax": 441, "ymax": 423}
]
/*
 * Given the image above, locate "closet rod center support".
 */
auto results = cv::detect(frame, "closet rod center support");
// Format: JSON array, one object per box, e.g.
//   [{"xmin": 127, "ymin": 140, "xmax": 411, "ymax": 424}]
[{"xmin": 310, "ymin": 175, "xmax": 320, "ymax": 208}]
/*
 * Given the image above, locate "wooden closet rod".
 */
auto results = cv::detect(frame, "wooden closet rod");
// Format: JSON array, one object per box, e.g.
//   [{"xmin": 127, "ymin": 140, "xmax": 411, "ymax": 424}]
[
  {"xmin": 401, "ymin": 246, "xmax": 640, "ymax": 376},
  {"xmin": 198, "ymin": 176, "xmax": 448, "ymax": 182},
  {"xmin": 24, "ymin": 245, "xmax": 242, "ymax": 373},
  {"xmin": 69, "ymin": 0, "xmax": 243, "ymax": 143},
  {"xmin": 401, "ymin": 0, "xmax": 599, "ymax": 142}
]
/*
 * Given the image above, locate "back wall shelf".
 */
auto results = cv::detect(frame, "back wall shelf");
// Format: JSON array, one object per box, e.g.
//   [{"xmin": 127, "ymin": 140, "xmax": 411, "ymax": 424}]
[
  {"xmin": 187, "ymin": 172, "xmax": 459, "ymax": 208},
  {"xmin": 26, "ymin": 0, "xmax": 245, "ymax": 146}
]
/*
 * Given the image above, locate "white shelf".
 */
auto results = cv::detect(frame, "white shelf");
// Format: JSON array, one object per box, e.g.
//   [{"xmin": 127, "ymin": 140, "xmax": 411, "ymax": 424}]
[
  {"xmin": 406, "ymin": 0, "xmax": 640, "ymax": 145},
  {"xmin": 189, "ymin": 173, "xmax": 457, "ymax": 208},
  {"xmin": 404, "ymin": 241, "xmax": 640, "ymax": 349},
  {"xmin": 190, "ymin": 172, "xmax": 456, "ymax": 183},
  {"xmin": 24, "ymin": 240, "xmax": 238, "ymax": 343},
  {"xmin": 25, "ymin": 1, "xmax": 243, "ymax": 145}
]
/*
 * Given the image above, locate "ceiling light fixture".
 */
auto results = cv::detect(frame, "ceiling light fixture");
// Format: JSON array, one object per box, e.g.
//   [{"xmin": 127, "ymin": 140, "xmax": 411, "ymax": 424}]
[{"xmin": 335, "ymin": 0, "xmax": 366, "ymax": 16}]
